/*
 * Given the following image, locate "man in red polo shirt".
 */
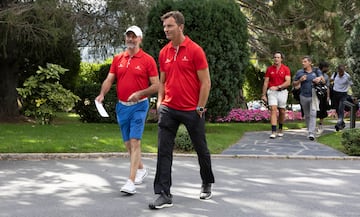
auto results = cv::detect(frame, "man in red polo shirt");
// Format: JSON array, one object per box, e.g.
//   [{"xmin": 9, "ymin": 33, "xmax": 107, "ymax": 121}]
[
  {"xmin": 149, "ymin": 11, "xmax": 215, "ymax": 209},
  {"xmin": 95, "ymin": 25, "xmax": 159, "ymax": 195},
  {"xmin": 261, "ymin": 52, "xmax": 291, "ymax": 138}
]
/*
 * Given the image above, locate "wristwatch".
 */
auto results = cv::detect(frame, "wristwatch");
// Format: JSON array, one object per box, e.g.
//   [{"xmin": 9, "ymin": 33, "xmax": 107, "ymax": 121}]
[{"xmin": 196, "ymin": 106, "xmax": 205, "ymax": 112}]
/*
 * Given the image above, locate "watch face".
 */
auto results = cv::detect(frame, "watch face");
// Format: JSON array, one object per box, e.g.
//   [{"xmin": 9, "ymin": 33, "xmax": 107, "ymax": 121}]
[{"xmin": 198, "ymin": 107, "xmax": 204, "ymax": 112}]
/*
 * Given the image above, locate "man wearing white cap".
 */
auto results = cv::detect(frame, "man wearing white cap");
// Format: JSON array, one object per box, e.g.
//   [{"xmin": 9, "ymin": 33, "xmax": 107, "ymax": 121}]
[{"xmin": 96, "ymin": 25, "xmax": 159, "ymax": 194}]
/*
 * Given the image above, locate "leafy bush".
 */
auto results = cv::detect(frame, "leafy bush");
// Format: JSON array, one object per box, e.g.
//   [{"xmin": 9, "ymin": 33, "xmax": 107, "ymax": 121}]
[
  {"xmin": 17, "ymin": 64, "xmax": 80, "ymax": 124},
  {"xmin": 74, "ymin": 83, "xmax": 117, "ymax": 123},
  {"xmin": 342, "ymin": 128, "xmax": 360, "ymax": 156},
  {"xmin": 78, "ymin": 61, "xmax": 111, "ymax": 85},
  {"xmin": 174, "ymin": 124, "xmax": 194, "ymax": 152}
]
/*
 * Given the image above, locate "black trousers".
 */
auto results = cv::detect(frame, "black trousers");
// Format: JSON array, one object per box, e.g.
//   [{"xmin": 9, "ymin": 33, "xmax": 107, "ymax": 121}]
[
  {"xmin": 317, "ymin": 96, "xmax": 329, "ymax": 119},
  {"xmin": 332, "ymin": 91, "xmax": 348, "ymax": 123},
  {"xmin": 153, "ymin": 105, "xmax": 215, "ymax": 195}
]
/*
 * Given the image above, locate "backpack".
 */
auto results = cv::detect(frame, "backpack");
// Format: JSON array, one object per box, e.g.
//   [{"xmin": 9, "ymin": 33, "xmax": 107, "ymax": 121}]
[{"xmin": 313, "ymin": 68, "xmax": 328, "ymax": 99}]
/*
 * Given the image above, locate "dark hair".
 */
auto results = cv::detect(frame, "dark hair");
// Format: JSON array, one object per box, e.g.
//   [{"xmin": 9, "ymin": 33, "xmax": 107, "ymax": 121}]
[
  {"xmin": 161, "ymin": 11, "xmax": 185, "ymax": 25},
  {"xmin": 302, "ymin": 55, "xmax": 312, "ymax": 62},
  {"xmin": 338, "ymin": 64, "xmax": 345, "ymax": 71},
  {"xmin": 318, "ymin": 61, "xmax": 329, "ymax": 70},
  {"xmin": 273, "ymin": 51, "xmax": 284, "ymax": 60}
]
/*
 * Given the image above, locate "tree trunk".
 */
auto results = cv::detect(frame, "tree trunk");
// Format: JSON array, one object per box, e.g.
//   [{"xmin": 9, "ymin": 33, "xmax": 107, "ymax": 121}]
[
  {"xmin": 235, "ymin": 89, "xmax": 248, "ymax": 109},
  {"xmin": 0, "ymin": 59, "xmax": 20, "ymax": 121}
]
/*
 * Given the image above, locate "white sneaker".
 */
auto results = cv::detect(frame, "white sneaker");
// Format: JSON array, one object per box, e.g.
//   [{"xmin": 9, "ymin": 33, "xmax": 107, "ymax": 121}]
[
  {"xmin": 318, "ymin": 125, "xmax": 324, "ymax": 134},
  {"xmin": 120, "ymin": 179, "xmax": 136, "ymax": 194},
  {"xmin": 308, "ymin": 134, "xmax": 315, "ymax": 141},
  {"xmin": 134, "ymin": 168, "xmax": 148, "ymax": 185},
  {"xmin": 269, "ymin": 133, "xmax": 276, "ymax": 139},
  {"xmin": 277, "ymin": 130, "xmax": 284, "ymax": 137}
]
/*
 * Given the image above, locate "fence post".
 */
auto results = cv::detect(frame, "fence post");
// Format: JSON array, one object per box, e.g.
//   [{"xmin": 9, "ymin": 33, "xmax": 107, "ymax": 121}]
[{"xmin": 344, "ymin": 100, "xmax": 356, "ymax": 128}]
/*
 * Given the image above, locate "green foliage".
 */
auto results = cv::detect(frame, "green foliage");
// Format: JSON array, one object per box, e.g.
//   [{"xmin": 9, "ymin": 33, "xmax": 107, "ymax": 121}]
[
  {"xmin": 74, "ymin": 83, "xmax": 118, "ymax": 123},
  {"xmin": 174, "ymin": 124, "xmax": 194, "ymax": 152},
  {"xmin": 75, "ymin": 59, "xmax": 116, "ymax": 123},
  {"xmin": 243, "ymin": 64, "xmax": 264, "ymax": 101},
  {"xmin": 242, "ymin": 0, "xmax": 355, "ymax": 74},
  {"xmin": 78, "ymin": 60, "xmax": 111, "ymax": 85},
  {"xmin": 143, "ymin": 0, "xmax": 249, "ymax": 121},
  {"xmin": 341, "ymin": 128, "xmax": 360, "ymax": 156},
  {"xmin": 345, "ymin": 20, "xmax": 360, "ymax": 97},
  {"xmin": 17, "ymin": 64, "xmax": 80, "ymax": 125}
]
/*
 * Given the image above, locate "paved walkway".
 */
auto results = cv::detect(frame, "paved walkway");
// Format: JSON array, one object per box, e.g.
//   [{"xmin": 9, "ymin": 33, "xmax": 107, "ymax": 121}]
[
  {"xmin": 1, "ymin": 157, "xmax": 360, "ymax": 217},
  {"xmin": 1, "ymin": 122, "xmax": 360, "ymax": 217},
  {"xmin": 222, "ymin": 122, "xmax": 358, "ymax": 158}
]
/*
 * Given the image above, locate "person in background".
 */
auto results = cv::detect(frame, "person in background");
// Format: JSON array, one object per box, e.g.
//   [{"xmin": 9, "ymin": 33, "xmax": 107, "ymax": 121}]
[
  {"xmin": 331, "ymin": 64, "xmax": 353, "ymax": 131},
  {"xmin": 261, "ymin": 51, "xmax": 291, "ymax": 139},
  {"xmin": 293, "ymin": 56, "xmax": 324, "ymax": 140},
  {"xmin": 316, "ymin": 61, "xmax": 330, "ymax": 134},
  {"xmin": 149, "ymin": 11, "xmax": 215, "ymax": 210},
  {"xmin": 95, "ymin": 26, "xmax": 159, "ymax": 194}
]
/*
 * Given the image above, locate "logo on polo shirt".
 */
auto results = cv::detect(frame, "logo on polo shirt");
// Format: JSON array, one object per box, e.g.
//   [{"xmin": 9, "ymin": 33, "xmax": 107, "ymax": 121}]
[
  {"xmin": 165, "ymin": 58, "xmax": 172, "ymax": 63},
  {"xmin": 182, "ymin": 56, "xmax": 189, "ymax": 61},
  {"xmin": 135, "ymin": 66, "xmax": 142, "ymax": 70},
  {"xmin": 118, "ymin": 63, "xmax": 124, "ymax": 68}
]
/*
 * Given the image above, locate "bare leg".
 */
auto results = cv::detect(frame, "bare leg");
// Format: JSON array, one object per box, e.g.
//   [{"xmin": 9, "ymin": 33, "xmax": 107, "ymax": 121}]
[
  {"xmin": 278, "ymin": 108, "xmax": 286, "ymax": 125},
  {"xmin": 270, "ymin": 105, "xmax": 278, "ymax": 127},
  {"xmin": 125, "ymin": 139, "xmax": 143, "ymax": 182}
]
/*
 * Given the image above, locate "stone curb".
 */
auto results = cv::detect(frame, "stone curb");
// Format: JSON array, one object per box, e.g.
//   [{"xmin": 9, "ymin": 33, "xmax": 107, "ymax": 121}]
[{"xmin": 1, "ymin": 153, "xmax": 359, "ymax": 161}]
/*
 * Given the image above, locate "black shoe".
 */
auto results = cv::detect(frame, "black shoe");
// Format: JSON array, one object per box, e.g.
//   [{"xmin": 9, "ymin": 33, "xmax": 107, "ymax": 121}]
[
  {"xmin": 149, "ymin": 191, "xmax": 173, "ymax": 209},
  {"xmin": 335, "ymin": 122, "xmax": 345, "ymax": 131},
  {"xmin": 200, "ymin": 183, "xmax": 212, "ymax": 200}
]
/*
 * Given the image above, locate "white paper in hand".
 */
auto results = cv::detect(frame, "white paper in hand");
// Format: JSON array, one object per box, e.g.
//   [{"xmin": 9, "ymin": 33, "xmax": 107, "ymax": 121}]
[{"xmin": 94, "ymin": 100, "xmax": 109, "ymax": 117}]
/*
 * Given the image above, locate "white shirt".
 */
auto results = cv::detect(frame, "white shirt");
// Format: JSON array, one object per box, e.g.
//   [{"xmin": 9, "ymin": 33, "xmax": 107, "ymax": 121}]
[{"xmin": 332, "ymin": 72, "xmax": 353, "ymax": 93}]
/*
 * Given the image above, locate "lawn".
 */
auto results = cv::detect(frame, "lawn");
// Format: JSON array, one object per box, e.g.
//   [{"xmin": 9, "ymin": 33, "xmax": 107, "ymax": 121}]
[{"xmin": 0, "ymin": 112, "xmax": 344, "ymax": 154}]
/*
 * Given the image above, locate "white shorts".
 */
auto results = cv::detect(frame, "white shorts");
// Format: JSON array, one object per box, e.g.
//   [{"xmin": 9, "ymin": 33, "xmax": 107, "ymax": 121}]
[{"xmin": 267, "ymin": 89, "xmax": 288, "ymax": 108}]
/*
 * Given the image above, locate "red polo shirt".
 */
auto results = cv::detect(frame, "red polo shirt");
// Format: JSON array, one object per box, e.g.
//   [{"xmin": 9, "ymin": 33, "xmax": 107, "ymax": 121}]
[
  {"xmin": 109, "ymin": 49, "xmax": 158, "ymax": 101},
  {"xmin": 159, "ymin": 36, "xmax": 208, "ymax": 111},
  {"xmin": 264, "ymin": 63, "xmax": 291, "ymax": 87}
]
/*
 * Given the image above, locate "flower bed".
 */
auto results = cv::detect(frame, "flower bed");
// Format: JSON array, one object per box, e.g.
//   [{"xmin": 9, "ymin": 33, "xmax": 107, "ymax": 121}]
[{"xmin": 216, "ymin": 109, "xmax": 303, "ymax": 123}]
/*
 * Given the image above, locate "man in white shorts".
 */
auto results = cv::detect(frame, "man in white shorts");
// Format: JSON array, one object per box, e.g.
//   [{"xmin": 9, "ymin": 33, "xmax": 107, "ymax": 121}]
[{"xmin": 261, "ymin": 52, "xmax": 291, "ymax": 138}]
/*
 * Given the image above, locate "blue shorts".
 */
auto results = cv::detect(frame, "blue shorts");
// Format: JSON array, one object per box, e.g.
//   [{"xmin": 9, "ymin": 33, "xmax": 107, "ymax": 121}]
[{"xmin": 115, "ymin": 99, "xmax": 149, "ymax": 142}]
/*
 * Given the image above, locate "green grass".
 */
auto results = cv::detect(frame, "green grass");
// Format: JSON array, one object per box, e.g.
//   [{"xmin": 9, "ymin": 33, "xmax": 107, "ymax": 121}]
[
  {"xmin": 317, "ymin": 131, "xmax": 344, "ymax": 152},
  {"xmin": 0, "ymin": 112, "xmax": 313, "ymax": 154}
]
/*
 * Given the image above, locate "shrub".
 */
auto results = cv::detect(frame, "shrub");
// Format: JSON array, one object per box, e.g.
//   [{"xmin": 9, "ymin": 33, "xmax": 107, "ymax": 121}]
[
  {"xmin": 17, "ymin": 64, "xmax": 80, "ymax": 124},
  {"xmin": 74, "ymin": 83, "xmax": 117, "ymax": 123},
  {"xmin": 342, "ymin": 128, "xmax": 360, "ymax": 156},
  {"xmin": 174, "ymin": 124, "xmax": 194, "ymax": 152}
]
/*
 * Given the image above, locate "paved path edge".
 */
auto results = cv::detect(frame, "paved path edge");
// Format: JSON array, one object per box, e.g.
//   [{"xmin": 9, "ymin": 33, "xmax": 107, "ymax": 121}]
[{"xmin": 1, "ymin": 152, "xmax": 360, "ymax": 161}]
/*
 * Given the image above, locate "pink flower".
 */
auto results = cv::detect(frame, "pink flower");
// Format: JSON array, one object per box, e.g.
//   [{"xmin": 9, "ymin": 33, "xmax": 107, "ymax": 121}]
[{"xmin": 216, "ymin": 109, "xmax": 303, "ymax": 123}]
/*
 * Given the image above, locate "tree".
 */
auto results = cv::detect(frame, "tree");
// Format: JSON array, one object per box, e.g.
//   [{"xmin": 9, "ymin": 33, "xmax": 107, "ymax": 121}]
[
  {"xmin": 345, "ymin": 19, "xmax": 360, "ymax": 97},
  {"xmin": 143, "ymin": 0, "xmax": 249, "ymax": 121},
  {"xmin": 0, "ymin": 0, "xmax": 80, "ymax": 121},
  {"xmin": 238, "ymin": 0, "xmax": 360, "ymax": 71},
  {"xmin": 75, "ymin": 0, "xmax": 158, "ymax": 59}
]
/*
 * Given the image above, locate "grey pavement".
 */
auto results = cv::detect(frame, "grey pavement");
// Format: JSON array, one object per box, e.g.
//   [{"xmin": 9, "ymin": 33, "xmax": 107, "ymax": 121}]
[
  {"xmin": 1, "ymin": 122, "xmax": 360, "ymax": 217},
  {"xmin": 221, "ymin": 126, "xmax": 348, "ymax": 157},
  {"xmin": 1, "ymin": 157, "xmax": 360, "ymax": 217},
  {"xmin": 222, "ymin": 120, "xmax": 360, "ymax": 158}
]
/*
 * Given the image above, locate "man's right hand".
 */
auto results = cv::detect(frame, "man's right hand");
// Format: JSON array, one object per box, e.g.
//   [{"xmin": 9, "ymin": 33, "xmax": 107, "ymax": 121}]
[
  {"xmin": 95, "ymin": 95, "xmax": 104, "ymax": 103},
  {"xmin": 261, "ymin": 95, "xmax": 267, "ymax": 102}
]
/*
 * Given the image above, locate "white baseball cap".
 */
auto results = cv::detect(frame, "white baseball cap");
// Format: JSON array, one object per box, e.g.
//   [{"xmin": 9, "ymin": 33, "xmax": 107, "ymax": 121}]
[{"xmin": 125, "ymin": 25, "xmax": 143, "ymax": 38}]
